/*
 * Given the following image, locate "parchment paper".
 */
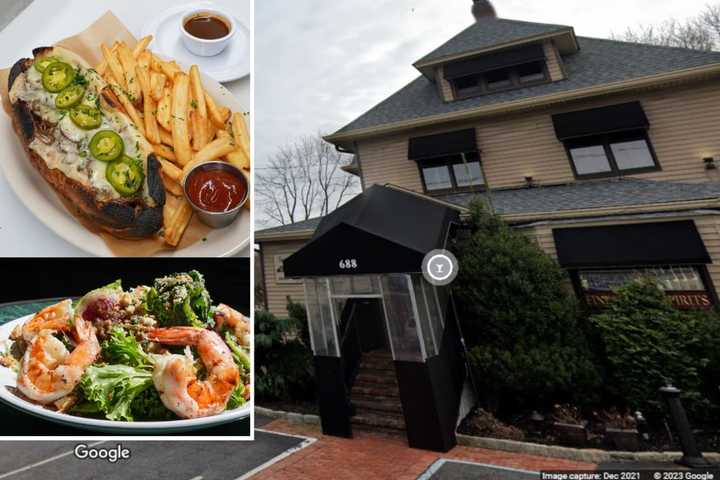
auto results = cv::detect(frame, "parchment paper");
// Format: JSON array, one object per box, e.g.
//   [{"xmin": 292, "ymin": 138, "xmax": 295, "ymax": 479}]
[{"xmin": 0, "ymin": 11, "xmax": 212, "ymax": 256}]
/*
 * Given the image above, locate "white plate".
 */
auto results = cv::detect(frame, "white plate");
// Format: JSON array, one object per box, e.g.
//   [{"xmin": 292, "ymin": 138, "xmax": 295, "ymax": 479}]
[
  {"xmin": 0, "ymin": 60, "xmax": 250, "ymax": 258},
  {"xmin": 142, "ymin": 2, "xmax": 250, "ymax": 83},
  {"xmin": 0, "ymin": 314, "xmax": 252, "ymax": 434}
]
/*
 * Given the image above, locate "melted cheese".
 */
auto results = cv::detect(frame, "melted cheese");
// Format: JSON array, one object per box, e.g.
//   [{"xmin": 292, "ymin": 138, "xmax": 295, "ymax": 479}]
[{"xmin": 9, "ymin": 50, "xmax": 151, "ymax": 202}]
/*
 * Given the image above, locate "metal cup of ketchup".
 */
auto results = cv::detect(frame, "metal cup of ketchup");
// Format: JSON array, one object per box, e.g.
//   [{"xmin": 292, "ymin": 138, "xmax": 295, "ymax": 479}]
[{"xmin": 183, "ymin": 161, "xmax": 248, "ymax": 228}]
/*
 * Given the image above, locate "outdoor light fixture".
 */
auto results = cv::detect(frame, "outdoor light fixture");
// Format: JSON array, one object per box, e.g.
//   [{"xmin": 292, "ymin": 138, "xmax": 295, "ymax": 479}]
[
  {"xmin": 524, "ymin": 176, "xmax": 536, "ymax": 187},
  {"xmin": 703, "ymin": 157, "xmax": 716, "ymax": 170}
]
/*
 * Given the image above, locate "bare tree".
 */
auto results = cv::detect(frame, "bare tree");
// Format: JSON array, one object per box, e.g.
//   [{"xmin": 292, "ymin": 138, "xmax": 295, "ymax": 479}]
[
  {"xmin": 612, "ymin": 4, "xmax": 720, "ymax": 51},
  {"xmin": 256, "ymin": 134, "xmax": 360, "ymax": 226}
]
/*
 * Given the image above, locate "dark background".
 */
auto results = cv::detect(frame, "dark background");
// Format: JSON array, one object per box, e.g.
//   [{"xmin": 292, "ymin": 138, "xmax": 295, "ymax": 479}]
[{"xmin": 0, "ymin": 258, "xmax": 250, "ymax": 315}]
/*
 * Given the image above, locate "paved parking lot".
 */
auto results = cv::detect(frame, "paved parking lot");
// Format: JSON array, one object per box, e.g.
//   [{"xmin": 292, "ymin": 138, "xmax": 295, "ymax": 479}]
[{"xmin": 0, "ymin": 427, "xmax": 312, "ymax": 480}]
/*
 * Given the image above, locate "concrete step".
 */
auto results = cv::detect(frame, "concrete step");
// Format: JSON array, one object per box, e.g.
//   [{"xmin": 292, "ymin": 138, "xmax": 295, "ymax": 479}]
[{"xmin": 352, "ymin": 397, "xmax": 403, "ymax": 414}]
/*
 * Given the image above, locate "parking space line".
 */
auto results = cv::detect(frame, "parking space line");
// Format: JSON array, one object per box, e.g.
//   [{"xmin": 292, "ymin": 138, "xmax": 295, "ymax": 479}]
[
  {"xmin": 233, "ymin": 429, "xmax": 317, "ymax": 480},
  {"xmin": 0, "ymin": 441, "xmax": 106, "ymax": 479}
]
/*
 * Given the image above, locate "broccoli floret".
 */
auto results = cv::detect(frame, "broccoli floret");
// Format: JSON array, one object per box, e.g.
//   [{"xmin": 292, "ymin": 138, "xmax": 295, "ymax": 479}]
[{"xmin": 145, "ymin": 271, "xmax": 212, "ymax": 328}]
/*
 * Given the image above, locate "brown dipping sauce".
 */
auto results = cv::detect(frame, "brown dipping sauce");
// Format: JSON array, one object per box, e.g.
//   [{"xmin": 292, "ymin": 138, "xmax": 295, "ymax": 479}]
[
  {"xmin": 186, "ymin": 169, "xmax": 245, "ymax": 212},
  {"xmin": 184, "ymin": 13, "xmax": 231, "ymax": 40}
]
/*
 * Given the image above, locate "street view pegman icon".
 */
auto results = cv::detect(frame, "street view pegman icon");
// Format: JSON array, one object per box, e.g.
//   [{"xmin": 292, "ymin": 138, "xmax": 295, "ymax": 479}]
[{"xmin": 422, "ymin": 249, "xmax": 459, "ymax": 286}]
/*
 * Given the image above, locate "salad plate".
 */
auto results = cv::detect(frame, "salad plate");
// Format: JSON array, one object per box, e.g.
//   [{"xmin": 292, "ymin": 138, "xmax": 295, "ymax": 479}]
[
  {"xmin": 0, "ymin": 272, "xmax": 252, "ymax": 435},
  {"xmin": 0, "ymin": 315, "xmax": 251, "ymax": 434}
]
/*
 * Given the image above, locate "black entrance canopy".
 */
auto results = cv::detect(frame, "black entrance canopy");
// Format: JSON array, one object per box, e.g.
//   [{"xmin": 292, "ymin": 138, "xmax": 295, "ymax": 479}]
[
  {"xmin": 553, "ymin": 220, "xmax": 711, "ymax": 268},
  {"xmin": 283, "ymin": 185, "xmax": 461, "ymax": 277},
  {"xmin": 443, "ymin": 43, "xmax": 546, "ymax": 80},
  {"xmin": 552, "ymin": 101, "xmax": 650, "ymax": 141},
  {"xmin": 408, "ymin": 129, "xmax": 477, "ymax": 161}
]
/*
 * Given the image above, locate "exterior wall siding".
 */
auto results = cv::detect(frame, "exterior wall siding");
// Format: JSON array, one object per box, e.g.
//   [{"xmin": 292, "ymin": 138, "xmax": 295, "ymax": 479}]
[
  {"xmin": 543, "ymin": 40, "xmax": 565, "ymax": 81},
  {"xmin": 435, "ymin": 65, "xmax": 454, "ymax": 102},
  {"xmin": 356, "ymin": 80, "xmax": 720, "ymax": 192},
  {"xmin": 260, "ymin": 240, "xmax": 307, "ymax": 317},
  {"xmin": 526, "ymin": 214, "xmax": 720, "ymax": 293}
]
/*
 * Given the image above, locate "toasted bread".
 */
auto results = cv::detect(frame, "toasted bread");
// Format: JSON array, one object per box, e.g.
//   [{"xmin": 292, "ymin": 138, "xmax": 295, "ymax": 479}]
[{"xmin": 8, "ymin": 46, "xmax": 165, "ymax": 239}]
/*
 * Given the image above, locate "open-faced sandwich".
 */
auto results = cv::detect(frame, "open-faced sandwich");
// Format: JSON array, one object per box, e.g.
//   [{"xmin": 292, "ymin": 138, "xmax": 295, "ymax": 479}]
[{"xmin": 8, "ymin": 46, "xmax": 165, "ymax": 238}]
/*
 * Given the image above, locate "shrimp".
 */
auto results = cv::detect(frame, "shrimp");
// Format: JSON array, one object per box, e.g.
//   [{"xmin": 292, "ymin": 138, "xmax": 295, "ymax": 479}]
[
  {"xmin": 148, "ymin": 327, "xmax": 240, "ymax": 419},
  {"xmin": 214, "ymin": 304, "xmax": 250, "ymax": 347},
  {"xmin": 13, "ymin": 299, "xmax": 73, "ymax": 342},
  {"xmin": 16, "ymin": 301, "xmax": 100, "ymax": 404}
]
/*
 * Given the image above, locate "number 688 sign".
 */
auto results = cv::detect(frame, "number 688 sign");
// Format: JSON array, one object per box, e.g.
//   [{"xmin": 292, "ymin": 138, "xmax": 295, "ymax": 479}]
[{"xmin": 338, "ymin": 259, "xmax": 358, "ymax": 270}]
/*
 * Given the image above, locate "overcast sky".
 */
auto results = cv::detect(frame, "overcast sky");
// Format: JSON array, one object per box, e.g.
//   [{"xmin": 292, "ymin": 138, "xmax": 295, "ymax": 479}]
[{"xmin": 255, "ymin": 0, "xmax": 712, "ymax": 170}]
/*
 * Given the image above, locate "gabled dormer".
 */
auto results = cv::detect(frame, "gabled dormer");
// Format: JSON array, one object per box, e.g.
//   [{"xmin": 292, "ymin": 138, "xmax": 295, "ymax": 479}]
[{"xmin": 414, "ymin": 0, "xmax": 579, "ymax": 102}]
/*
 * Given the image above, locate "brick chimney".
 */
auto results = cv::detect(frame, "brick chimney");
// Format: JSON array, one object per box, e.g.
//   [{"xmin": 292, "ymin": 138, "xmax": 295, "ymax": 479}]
[{"xmin": 472, "ymin": 0, "xmax": 497, "ymax": 21}]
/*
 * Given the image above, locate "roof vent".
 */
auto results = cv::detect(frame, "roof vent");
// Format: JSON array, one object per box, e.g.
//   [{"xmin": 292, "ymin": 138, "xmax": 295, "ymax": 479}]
[{"xmin": 472, "ymin": 0, "xmax": 497, "ymax": 21}]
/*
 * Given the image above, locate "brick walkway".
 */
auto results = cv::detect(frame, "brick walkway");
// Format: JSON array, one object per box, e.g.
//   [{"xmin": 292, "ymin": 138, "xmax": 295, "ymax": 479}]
[{"xmin": 253, "ymin": 419, "xmax": 596, "ymax": 479}]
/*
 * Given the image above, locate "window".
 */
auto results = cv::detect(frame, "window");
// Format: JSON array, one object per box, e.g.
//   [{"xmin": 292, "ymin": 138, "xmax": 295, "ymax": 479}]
[
  {"xmin": 451, "ymin": 61, "xmax": 549, "ymax": 99},
  {"xmin": 418, "ymin": 152, "xmax": 485, "ymax": 194},
  {"xmin": 577, "ymin": 266, "xmax": 713, "ymax": 309},
  {"xmin": 565, "ymin": 130, "xmax": 659, "ymax": 179}
]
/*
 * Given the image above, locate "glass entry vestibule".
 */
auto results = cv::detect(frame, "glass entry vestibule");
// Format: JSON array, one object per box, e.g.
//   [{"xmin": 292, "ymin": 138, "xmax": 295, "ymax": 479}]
[
  {"xmin": 304, "ymin": 274, "xmax": 447, "ymax": 362},
  {"xmin": 284, "ymin": 185, "xmax": 470, "ymax": 452}
]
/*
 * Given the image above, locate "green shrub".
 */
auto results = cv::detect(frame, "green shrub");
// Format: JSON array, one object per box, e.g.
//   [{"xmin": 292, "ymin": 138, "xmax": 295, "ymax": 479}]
[
  {"xmin": 452, "ymin": 200, "xmax": 600, "ymax": 412},
  {"xmin": 591, "ymin": 278, "xmax": 720, "ymax": 423},
  {"xmin": 255, "ymin": 302, "xmax": 315, "ymax": 401}
]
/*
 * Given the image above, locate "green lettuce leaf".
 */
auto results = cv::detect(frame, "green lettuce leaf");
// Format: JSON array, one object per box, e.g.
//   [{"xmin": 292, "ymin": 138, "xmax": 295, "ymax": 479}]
[{"xmin": 79, "ymin": 364, "xmax": 153, "ymax": 422}]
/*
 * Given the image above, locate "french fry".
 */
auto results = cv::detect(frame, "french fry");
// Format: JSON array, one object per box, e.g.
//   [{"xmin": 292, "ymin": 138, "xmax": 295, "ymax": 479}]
[
  {"xmin": 117, "ymin": 42, "xmax": 141, "ymax": 103},
  {"xmin": 165, "ymin": 199, "xmax": 193, "ymax": 247},
  {"xmin": 158, "ymin": 157, "xmax": 182, "ymax": 181},
  {"xmin": 158, "ymin": 127, "xmax": 174, "ymax": 146},
  {"xmin": 161, "ymin": 172, "xmax": 184, "ymax": 196},
  {"xmin": 163, "ymin": 193, "xmax": 179, "ymax": 228},
  {"xmin": 189, "ymin": 65, "xmax": 209, "ymax": 150},
  {"xmin": 156, "ymin": 86, "xmax": 172, "ymax": 131},
  {"xmin": 132, "ymin": 35, "xmax": 153, "ymax": 58},
  {"xmin": 171, "ymin": 73, "xmax": 193, "ymax": 166},
  {"xmin": 153, "ymin": 143, "xmax": 176, "ymax": 162},
  {"xmin": 108, "ymin": 82, "xmax": 145, "ymax": 136},
  {"xmin": 182, "ymin": 136, "xmax": 236, "ymax": 178},
  {"xmin": 96, "ymin": 42, "xmax": 119, "ymax": 76},
  {"xmin": 187, "ymin": 108, "xmax": 195, "ymax": 146},
  {"xmin": 150, "ymin": 72, "xmax": 166, "ymax": 101},
  {"xmin": 231, "ymin": 112, "xmax": 250, "ymax": 157},
  {"xmin": 205, "ymin": 92, "xmax": 229, "ymax": 127},
  {"xmin": 101, "ymin": 44, "xmax": 126, "ymax": 89},
  {"xmin": 158, "ymin": 58, "xmax": 182, "ymax": 80},
  {"xmin": 100, "ymin": 86, "xmax": 126, "ymax": 115},
  {"xmin": 135, "ymin": 66, "xmax": 159, "ymax": 144},
  {"xmin": 226, "ymin": 149, "xmax": 250, "ymax": 171}
]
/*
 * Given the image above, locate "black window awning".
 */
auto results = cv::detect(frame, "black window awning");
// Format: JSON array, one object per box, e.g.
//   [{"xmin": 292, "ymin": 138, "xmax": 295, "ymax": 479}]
[
  {"xmin": 552, "ymin": 102, "xmax": 650, "ymax": 141},
  {"xmin": 553, "ymin": 221, "xmax": 711, "ymax": 268},
  {"xmin": 283, "ymin": 185, "xmax": 461, "ymax": 277},
  {"xmin": 443, "ymin": 44, "xmax": 546, "ymax": 80},
  {"xmin": 408, "ymin": 129, "xmax": 477, "ymax": 161}
]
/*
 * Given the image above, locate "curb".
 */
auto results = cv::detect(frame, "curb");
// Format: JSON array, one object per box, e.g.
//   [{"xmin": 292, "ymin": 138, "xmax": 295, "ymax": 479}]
[
  {"xmin": 255, "ymin": 406, "xmax": 720, "ymax": 465},
  {"xmin": 456, "ymin": 434, "xmax": 720, "ymax": 464},
  {"xmin": 256, "ymin": 406, "xmax": 321, "ymax": 426}
]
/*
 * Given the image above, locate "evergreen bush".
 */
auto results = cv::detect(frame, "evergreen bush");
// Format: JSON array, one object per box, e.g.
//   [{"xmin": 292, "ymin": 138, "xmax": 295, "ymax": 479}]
[{"xmin": 452, "ymin": 199, "xmax": 600, "ymax": 413}]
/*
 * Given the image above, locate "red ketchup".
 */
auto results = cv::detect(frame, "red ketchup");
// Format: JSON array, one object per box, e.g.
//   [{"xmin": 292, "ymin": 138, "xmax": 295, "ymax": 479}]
[{"xmin": 186, "ymin": 169, "xmax": 245, "ymax": 212}]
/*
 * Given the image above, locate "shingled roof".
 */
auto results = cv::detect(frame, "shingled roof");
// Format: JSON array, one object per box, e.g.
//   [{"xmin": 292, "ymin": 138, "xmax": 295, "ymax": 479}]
[
  {"xmin": 257, "ymin": 179, "xmax": 720, "ymax": 237},
  {"xmin": 255, "ymin": 217, "xmax": 324, "ymax": 238},
  {"xmin": 332, "ymin": 35, "xmax": 720, "ymax": 137},
  {"xmin": 416, "ymin": 18, "xmax": 572, "ymax": 65},
  {"xmin": 439, "ymin": 178, "xmax": 720, "ymax": 216}
]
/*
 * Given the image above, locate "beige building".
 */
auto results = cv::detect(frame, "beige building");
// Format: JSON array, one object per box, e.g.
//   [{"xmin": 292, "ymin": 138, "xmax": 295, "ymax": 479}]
[{"xmin": 257, "ymin": 4, "xmax": 720, "ymax": 317}]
